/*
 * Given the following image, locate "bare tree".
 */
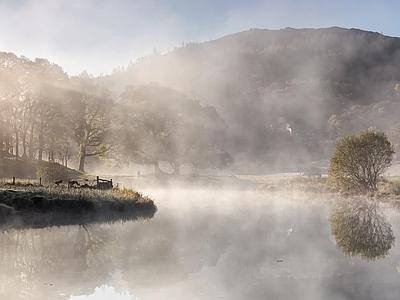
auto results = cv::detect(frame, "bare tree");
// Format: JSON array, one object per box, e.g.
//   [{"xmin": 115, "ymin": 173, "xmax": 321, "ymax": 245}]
[{"xmin": 68, "ymin": 75, "xmax": 112, "ymax": 172}]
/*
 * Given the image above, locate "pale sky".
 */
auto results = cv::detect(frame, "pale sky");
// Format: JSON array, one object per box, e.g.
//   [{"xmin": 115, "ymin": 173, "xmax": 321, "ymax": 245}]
[{"xmin": 0, "ymin": 0, "xmax": 399, "ymax": 77}]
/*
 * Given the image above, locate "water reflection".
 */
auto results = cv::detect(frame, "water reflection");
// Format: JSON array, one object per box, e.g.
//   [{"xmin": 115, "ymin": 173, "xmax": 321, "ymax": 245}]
[
  {"xmin": 329, "ymin": 198, "xmax": 395, "ymax": 261},
  {"xmin": 0, "ymin": 224, "xmax": 114, "ymax": 299},
  {"xmin": 0, "ymin": 207, "xmax": 156, "ymax": 231},
  {"xmin": 1, "ymin": 190, "xmax": 400, "ymax": 300}
]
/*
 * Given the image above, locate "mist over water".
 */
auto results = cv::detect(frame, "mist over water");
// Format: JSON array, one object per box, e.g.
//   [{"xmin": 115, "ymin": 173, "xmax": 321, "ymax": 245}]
[
  {"xmin": 3, "ymin": 8, "xmax": 400, "ymax": 300},
  {"xmin": 1, "ymin": 188, "xmax": 400, "ymax": 300}
]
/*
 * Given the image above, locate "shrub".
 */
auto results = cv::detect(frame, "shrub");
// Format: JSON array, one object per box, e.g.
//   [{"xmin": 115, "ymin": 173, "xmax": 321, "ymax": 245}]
[
  {"xmin": 37, "ymin": 161, "xmax": 68, "ymax": 182},
  {"xmin": 329, "ymin": 130, "xmax": 395, "ymax": 191}
]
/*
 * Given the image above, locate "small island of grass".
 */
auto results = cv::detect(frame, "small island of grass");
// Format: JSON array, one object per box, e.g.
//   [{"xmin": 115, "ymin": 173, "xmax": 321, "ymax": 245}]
[{"xmin": 0, "ymin": 181, "xmax": 157, "ymax": 229}]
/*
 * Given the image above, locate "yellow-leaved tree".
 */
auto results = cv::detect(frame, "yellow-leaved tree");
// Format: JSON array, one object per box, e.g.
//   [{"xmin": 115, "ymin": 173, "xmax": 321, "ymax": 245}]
[{"xmin": 329, "ymin": 130, "xmax": 394, "ymax": 191}]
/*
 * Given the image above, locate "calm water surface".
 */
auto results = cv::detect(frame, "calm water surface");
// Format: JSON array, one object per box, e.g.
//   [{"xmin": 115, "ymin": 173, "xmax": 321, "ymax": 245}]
[{"xmin": 1, "ymin": 188, "xmax": 400, "ymax": 299}]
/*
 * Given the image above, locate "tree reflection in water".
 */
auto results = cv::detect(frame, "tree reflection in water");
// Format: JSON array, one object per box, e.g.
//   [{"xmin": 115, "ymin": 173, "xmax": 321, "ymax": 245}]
[{"xmin": 329, "ymin": 198, "xmax": 395, "ymax": 261}]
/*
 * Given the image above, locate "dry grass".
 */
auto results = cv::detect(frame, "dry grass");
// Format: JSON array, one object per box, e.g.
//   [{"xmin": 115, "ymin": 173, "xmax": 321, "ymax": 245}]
[
  {"xmin": 256, "ymin": 175, "xmax": 339, "ymax": 194},
  {"xmin": 256, "ymin": 175, "xmax": 400, "ymax": 202},
  {"xmin": 0, "ymin": 180, "xmax": 157, "ymax": 221}
]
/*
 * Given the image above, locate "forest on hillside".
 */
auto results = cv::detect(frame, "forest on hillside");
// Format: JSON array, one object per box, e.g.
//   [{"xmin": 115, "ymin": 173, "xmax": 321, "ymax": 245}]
[
  {"xmin": 0, "ymin": 54, "xmax": 231, "ymax": 176},
  {"xmin": 2, "ymin": 27, "xmax": 400, "ymax": 176}
]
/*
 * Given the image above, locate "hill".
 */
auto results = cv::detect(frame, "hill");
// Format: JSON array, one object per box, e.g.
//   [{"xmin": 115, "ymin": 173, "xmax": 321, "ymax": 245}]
[
  {"xmin": 104, "ymin": 27, "xmax": 400, "ymax": 123},
  {"xmin": 3, "ymin": 27, "xmax": 400, "ymax": 174},
  {"xmin": 95, "ymin": 27, "xmax": 400, "ymax": 170}
]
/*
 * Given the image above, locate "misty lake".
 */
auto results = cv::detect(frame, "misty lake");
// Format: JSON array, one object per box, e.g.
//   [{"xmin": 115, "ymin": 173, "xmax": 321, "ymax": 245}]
[{"xmin": 1, "ymin": 186, "xmax": 400, "ymax": 300}]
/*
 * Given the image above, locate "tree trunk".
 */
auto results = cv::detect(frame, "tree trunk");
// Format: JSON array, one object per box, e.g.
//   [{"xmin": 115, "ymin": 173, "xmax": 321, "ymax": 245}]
[
  {"xmin": 173, "ymin": 165, "xmax": 180, "ymax": 175},
  {"xmin": 21, "ymin": 141, "xmax": 28, "ymax": 160},
  {"xmin": 21, "ymin": 124, "xmax": 28, "ymax": 160},
  {"xmin": 78, "ymin": 144, "xmax": 86, "ymax": 171},
  {"xmin": 14, "ymin": 128, "xmax": 19, "ymax": 161},
  {"xmin": 171, "ymin": 162, "xmax": 181, "ymax": 175},
  {"xmin": 78, "ymin": 154, "xmax": 85, "ymax": 172},
  {"xmin": 48, "ymin": 135, "xmax": 55, "ymax": 162},
  {"xmin": 38, "ymin": 129, "xmax": 44, "ymax": 162},
  {"xmin": 0, "ymin": 115, "xmax": 3, "ymax": 153},
  {"xmin": 3, "ymin": 118, "xmax": 11, "ymax": 155},
  {"xmin": 153, "ymin": 161, "xmax": 161, "ymax": 174},
  {"xmin": 28, "ymin": 122, "xmax": 35, "ymax": 160}
]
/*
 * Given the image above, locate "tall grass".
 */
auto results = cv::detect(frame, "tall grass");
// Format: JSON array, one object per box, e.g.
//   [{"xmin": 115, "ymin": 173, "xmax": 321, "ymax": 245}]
[{"xmin": 0, "ymin": 181, "xmax": 156, "ymax": 217}]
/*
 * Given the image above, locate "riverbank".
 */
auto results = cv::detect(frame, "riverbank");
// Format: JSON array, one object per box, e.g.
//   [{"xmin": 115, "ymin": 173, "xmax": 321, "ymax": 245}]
[
  {"xmin": 0, "ymin": 182, "xmax": 157, "ymax": 228},
  {"xmin": 255, "ymin": 174, "xmax": 400, "ymax": 203},
  {"xmin": 110, "ymin": 173, "xmax": 268, "ymax": 191}
]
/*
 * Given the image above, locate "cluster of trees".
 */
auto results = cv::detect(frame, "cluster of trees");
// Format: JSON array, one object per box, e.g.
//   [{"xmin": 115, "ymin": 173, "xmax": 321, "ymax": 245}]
[
  {"xmin": 325, "ymin": 100, "xmax": 400, "ymax": 159},
  {"xmin": 0, "ymin": 53, "xmax": 231, "ymax": 174},
  {"xmin": 114, "ymin": 83, "xmax": 231, "ymax": 174},
  {"xmin": 326, "ymin": 101, "xmax": 400, "ymax": 136},
  {"xmin": 113, "ymin": 84, "xmax": 232, "ymax": 174},
  {"xmin": 0, "ymin": 53, "xmax": 112, "ymax": 173}
]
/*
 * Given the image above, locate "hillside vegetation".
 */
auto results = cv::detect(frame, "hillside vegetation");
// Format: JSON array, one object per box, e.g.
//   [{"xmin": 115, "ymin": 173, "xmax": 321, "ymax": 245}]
[
  {"xmin": 102, "ymin": 27, "xmax": 400, "ymax": 170},
  {"xmin": 2, "ymin": 27, "xmax": 400, "ymax": 175}
]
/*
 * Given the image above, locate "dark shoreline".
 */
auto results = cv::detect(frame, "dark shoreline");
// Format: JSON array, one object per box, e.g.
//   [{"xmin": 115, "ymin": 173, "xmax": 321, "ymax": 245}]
[{"xmin": 1, "ymin": 208, "xmax": 157, "ymax": 230}]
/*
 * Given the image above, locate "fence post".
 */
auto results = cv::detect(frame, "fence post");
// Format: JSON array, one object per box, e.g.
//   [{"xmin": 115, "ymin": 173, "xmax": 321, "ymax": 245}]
[
  {"xmin": 12, "ymin": 177, "xmax": 15, "ymax": 185},
  {"xmin": 96, "ymin": 176, "xmax": 99, "ymax": 188},
  {"xmin": 39, "ymin": 177, "xmax": 42, "ymax": 186}
]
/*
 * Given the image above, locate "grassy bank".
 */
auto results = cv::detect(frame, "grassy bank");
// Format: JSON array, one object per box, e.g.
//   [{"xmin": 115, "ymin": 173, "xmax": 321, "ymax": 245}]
[
  {"xmin": 111, "ymin": 173, "xmax": 268, "ymax": 191},
  {"xmin": 0, "ymin": 181, "xmax": 157, "ymax": 229},
  {"xmin": 256, "ymin": 174, "xmax": 400, "ymax": 202},
  {"xmin": 256, "ymin": 175, "xmax": 338, "ymax": 194}
]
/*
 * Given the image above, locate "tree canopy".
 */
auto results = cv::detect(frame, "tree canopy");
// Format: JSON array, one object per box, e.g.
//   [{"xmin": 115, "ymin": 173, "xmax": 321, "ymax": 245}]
[
  {"xmin": 0, "ymin": 53, "xmax": 234, "ymax": 175},
  {"xmin": 328, "ymin": 130, "xmax": 394, "ymax": 191},
  {"xmin": 115, "ymin": 83, "xmax": 231, "ymax": 174},
  {"xmin": 0, "ymin": 54, "xmax": 113, "ymax": 173}
]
